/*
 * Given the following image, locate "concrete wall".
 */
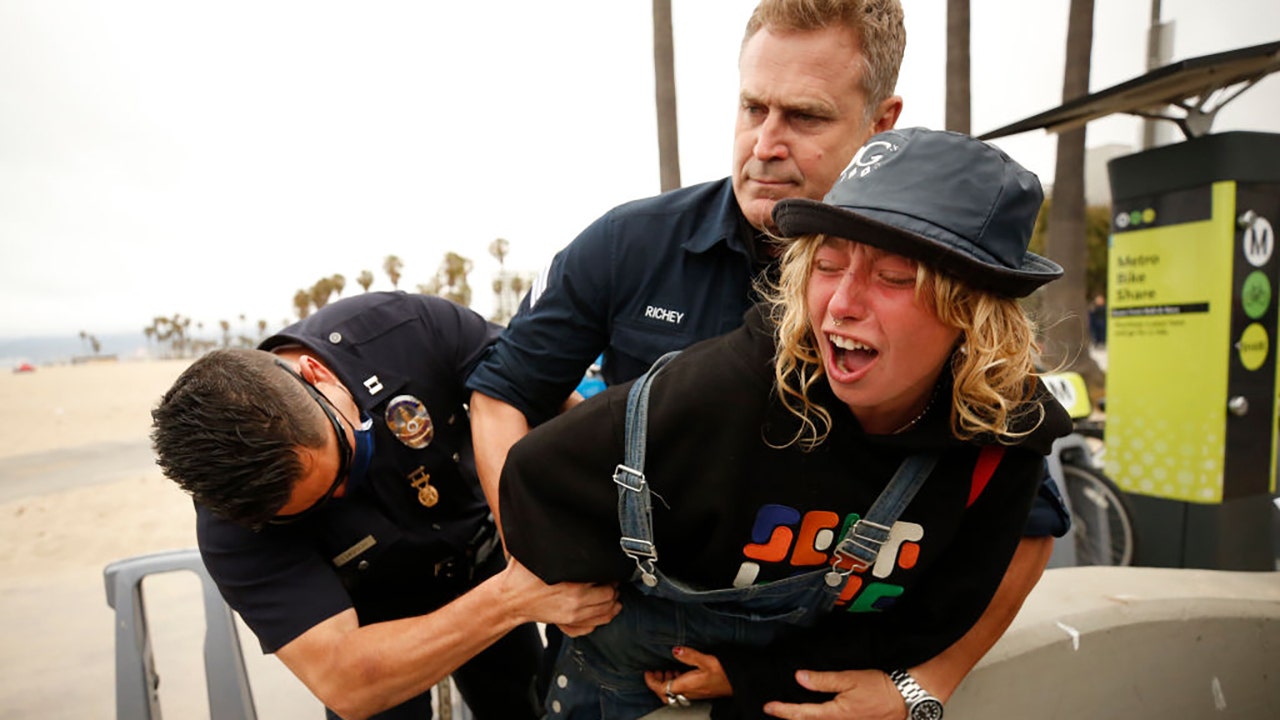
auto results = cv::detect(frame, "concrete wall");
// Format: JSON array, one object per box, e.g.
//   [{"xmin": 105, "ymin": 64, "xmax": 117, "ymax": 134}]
[
  {"xmin": 948, "ymin": 567, "xmax": 1279, "ymax": 719},
  {"xmin": 645, "ymin": 567, "xmax": 1280, "ymax": 719}
]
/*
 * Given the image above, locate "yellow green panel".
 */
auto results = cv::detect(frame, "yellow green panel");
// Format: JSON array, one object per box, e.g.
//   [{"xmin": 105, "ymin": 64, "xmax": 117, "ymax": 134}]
[{"xmin": 1104, "ymin": 182, "xmax": 1236, "ymax": 503}]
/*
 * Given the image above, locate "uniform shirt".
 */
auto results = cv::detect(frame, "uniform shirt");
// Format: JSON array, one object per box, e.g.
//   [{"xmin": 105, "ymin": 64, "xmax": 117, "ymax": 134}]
[
  {"xmin": 466, "ymin": 178, "xmax": 766, "ymax": 427},
  {"xmin": 198, "ymin": 292, "xmax": 499, "ymax": 652},
  {"xmin": 500, "ymin": 304, "xmax": 1073, "ymax": 716}
]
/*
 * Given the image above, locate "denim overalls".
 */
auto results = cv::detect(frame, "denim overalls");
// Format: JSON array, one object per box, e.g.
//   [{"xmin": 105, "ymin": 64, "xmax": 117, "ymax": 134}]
[{"xmin": 543, "ymin": 353, "xmax": 937, "ymax": 719}]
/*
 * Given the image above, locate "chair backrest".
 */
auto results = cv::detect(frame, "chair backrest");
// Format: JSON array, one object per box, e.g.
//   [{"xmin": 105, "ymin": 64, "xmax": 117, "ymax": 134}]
[{"xmin": 103, "ymin": 548, "xmax": 257, "ymax": 720}]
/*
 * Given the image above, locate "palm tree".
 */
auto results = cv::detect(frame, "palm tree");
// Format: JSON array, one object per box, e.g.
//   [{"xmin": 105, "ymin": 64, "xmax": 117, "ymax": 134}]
[
  {"xmin": 945, "ymin": 0, "xmax": 970, "ymax": 134},
  {"xmin": 653, "ymin": 0, "xmax": 681, "ymax": 191},
  {"xmin": 384, "ymin": 255, "xmax": 404, "ymax": 290},
  {"xmin": 489, "ymin": 238, "xmax": 525, "ymax": 324},
  {"xmin": 422, "ymin": 252, "xmax": 474, "ymax": 308},
  {"xmin": 293, "ymin": 289, "xmax": 312, "ymax": 320},
  {"xmin": 1040, "ymin": 0, "xmax": 1103, "ymax": 388},
  {"xmin": 311, "ymin": 277, "xmax": 335, "ymax": 310},
  {"xmin": 166, "ymin": 314, "xmax": 191, "ymax": 357},
  {"xmin": 149, "ymin": 317, "xmax": 171, "ymax": 358},
  {"xmin": 489, "ymin": 238, "xmax": 509, "ymax": 269},
  {"xmin": 357, "ymin": 269, "xmax": 374, "ymax": 292}
]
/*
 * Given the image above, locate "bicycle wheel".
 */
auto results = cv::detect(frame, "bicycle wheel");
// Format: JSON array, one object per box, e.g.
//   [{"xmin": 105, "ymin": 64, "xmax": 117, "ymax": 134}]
[{"xmin": 1061, "ymin": 463, "xmax": 1136, "ymax": 566}]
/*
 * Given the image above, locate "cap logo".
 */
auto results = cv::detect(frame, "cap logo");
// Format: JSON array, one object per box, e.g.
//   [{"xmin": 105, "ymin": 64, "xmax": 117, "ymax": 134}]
[{"xmin": 839, "ymin": 139, "xmax": 899, "ymax": 182}]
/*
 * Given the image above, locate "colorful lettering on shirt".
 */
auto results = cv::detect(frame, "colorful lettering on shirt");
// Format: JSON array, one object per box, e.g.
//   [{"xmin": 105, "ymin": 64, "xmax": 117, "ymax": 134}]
[
  {"xmin": 732, "ymin": 504, "xmax": 924, "ymax": 613},
  {"xmin": 742, "ymin": 504, "xmax": 801, "ymax": 563}
]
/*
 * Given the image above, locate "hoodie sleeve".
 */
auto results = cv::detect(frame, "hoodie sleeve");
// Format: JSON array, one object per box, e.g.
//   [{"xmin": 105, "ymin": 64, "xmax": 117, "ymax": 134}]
[{"xmin": 499, "ymin": 385, "xmax": 638, "ymax": 583}]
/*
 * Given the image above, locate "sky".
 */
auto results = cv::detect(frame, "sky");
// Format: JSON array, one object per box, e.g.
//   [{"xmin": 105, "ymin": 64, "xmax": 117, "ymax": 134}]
[{"xmin": 2, "ymin": 0, "xmax": 1278, "ymax": 340}]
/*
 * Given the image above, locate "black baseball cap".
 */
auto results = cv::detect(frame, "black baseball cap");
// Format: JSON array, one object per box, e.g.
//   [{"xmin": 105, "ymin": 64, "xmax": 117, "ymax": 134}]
[{"xmin": 772, "ymin": 127, "xmax": 1063, "ymax": 298}]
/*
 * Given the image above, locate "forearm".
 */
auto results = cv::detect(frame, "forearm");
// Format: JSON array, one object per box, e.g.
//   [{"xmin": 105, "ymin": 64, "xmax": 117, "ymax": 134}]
[
  {"xmin": 909, "ymin": 535, "xmax": 1053, "ymax": 702},
  {"xmin": 278, "ymin": 569, "xmax": 538, "ymax": 720},
  {"xmin": 468, "ymin": 391, "xmax": 530, "ymax": 534}
]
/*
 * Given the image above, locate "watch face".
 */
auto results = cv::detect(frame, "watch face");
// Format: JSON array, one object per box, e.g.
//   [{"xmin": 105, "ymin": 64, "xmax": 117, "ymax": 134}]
[{"xmin": 911, "ymin": 698, "xmax": 944, "ymax": 720}]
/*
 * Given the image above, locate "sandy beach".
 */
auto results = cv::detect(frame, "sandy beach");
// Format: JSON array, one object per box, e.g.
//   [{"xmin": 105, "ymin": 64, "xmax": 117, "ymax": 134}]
[{"xmin": 0, "ymin": 359, "xmax": 320, "ymax": 718}]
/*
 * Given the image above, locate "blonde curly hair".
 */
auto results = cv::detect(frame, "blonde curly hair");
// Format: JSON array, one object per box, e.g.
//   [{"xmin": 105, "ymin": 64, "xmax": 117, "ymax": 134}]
[{"xmin": 766, "ymin": 234, "xmax": 1046, "ymax": 449}]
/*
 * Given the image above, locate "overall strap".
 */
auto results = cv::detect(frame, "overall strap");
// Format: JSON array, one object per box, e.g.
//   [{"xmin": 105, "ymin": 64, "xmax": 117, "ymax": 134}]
[
  {"xmin": 615, "ymin": 351, "xmax": 681, "ymax": 587},
  {"xmin": 827, "ymin": 453, "xmax": 939, "ymax": 585}
]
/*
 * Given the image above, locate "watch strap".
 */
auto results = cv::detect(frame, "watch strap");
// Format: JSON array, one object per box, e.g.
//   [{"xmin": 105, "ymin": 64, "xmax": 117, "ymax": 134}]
[{"xmin": 889, "ymin": 669, "xmax": 943, "ymax": 719}]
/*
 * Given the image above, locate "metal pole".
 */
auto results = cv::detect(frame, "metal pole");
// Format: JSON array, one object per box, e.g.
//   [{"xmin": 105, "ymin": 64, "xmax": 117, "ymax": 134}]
[{"xmin": 1141, "ymin": 0, "xmax": 1169, "ymax": 149}]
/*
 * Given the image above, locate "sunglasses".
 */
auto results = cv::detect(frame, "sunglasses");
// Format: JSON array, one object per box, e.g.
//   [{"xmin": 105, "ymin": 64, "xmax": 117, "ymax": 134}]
[{"xmin": 268, "ymin": 360, "xmax": 353, "ymax": 525}]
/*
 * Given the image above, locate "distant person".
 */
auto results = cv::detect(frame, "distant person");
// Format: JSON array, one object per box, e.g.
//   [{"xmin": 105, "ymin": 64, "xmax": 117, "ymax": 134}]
[
  {"xmin": 1089, "ymin": 294, "xmax": 1107, "ymax": 347},
  {"xmin": 500, "ymin": 128, "xmax": 1071, "ymax": 719},
  {"xmin": 466, "ymin": 0, "xmax": 1069, "ymax": 716},
  {"xmin": 151, "ymin": 291, "xmax": 619, "ymax": 720}
]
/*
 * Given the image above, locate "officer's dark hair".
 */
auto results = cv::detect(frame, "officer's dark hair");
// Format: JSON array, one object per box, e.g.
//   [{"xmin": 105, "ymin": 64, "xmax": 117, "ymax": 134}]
[{"xmin": 151, "ymin": 348, "xmax": 327, "ymax": 528}]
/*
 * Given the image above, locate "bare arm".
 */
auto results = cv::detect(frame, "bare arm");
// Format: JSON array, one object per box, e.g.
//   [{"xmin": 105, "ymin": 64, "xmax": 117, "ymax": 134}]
[
  {"xmin": 907, "ymin": 535, "xmax": 1051, "ymax": 701},
  {"xmin": 469, "ymin": 391, "xmax": 532, "ymax": 536},
  {"xmin": 762, "ymin": 536, "xmax": 1053, "ymax": 719},
  {"xmin": 275, "ymin": 558, "xmax": 619, "ymax": 720}
]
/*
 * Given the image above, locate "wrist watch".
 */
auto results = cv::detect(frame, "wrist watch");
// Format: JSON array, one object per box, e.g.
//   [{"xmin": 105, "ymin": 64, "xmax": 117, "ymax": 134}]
[{"xmin": 889, "ymin": 669, "xmax": 944, "ymax": 720}]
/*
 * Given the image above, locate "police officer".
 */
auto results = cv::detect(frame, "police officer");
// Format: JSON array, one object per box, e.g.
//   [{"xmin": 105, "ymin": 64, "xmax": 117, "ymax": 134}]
[{"xmin": 151, "ymin": 291, "xmax": 619, "ymax": 720}]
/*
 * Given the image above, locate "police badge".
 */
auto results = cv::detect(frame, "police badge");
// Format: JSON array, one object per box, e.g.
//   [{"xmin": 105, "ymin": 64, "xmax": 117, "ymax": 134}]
[{"xmin": 384, "ymin": 395, "xmax": 434, "ymax": 449}]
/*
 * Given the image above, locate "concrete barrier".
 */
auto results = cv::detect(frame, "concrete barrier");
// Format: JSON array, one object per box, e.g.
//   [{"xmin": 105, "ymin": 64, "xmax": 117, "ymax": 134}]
[
  {"xmin": 948, "ymin": 567, "xmax": 1280, "ymax": 719},
  {"xmin": 644, "ymin": 567, "xmax": 1280, "ymax": 719}
]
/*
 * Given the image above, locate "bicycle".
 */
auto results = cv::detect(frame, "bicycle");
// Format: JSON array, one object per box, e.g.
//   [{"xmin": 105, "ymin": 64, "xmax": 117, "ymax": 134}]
[{"xmin": 1041, "ymin": 371, "xmax": 1137, "ymax": 566}]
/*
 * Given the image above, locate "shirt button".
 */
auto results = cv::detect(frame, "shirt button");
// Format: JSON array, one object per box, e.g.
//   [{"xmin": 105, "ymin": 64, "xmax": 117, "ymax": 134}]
[
  {"xmin": 556, "ymin": 674, "xmax": 568, "ymax": 689},
  {"xmin": 357, "ymin": 560, "xmax": 369, "ymax": 571},
  {"xmin": 447, "ymin": 414, "xmax": 456, "ymax": 425},
  {"xmin": 328, "ymin": 332, "xmax": 342, "ymax": 344},
  {"xmin": 452, "ymin": 452, "xmax": 460, "ymax": 462}
]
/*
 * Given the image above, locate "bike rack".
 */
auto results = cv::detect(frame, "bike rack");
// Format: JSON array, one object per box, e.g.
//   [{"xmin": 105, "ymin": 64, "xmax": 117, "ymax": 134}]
[
  {"xmin": 104, "ymin": 548, "xmax": 472, "ymax": 719},
  {"xmin": 103, "ymin": 548, "xmax": 257, "ymax": 720},
  {"xmin": 1047, "ymin": 434, "xmax": 1089, "ymax": 568}
]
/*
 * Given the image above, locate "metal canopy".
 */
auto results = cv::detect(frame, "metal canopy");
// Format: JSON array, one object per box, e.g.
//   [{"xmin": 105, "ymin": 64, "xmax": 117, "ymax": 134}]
[{"xmin": 980, "ymin": 40, "xmax": 1280, "ymax": 141}]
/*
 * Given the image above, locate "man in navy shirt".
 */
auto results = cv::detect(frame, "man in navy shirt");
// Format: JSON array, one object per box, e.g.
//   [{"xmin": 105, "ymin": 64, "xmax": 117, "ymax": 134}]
[
  {"xmin": 152, "ymin": 292, "xmax": 619, "ymax": 720},
  {"xmin": 468, "ymin": 2, "xmax": 1067, "ymax": 718}
]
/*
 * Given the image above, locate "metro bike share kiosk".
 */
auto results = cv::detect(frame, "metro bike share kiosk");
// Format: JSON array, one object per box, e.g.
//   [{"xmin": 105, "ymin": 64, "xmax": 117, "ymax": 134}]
[
  {"xmin": 984, "ymin": 41, "xmax": 1280, "ymax": 570},
  {"xmin": 1107, "ymin": 132, "xmax": 1278, "ymax": 570}
]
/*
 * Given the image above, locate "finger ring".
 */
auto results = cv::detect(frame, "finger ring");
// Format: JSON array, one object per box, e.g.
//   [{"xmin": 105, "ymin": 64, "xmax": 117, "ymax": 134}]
[
  {"xmin": 664, "ymin": 680, "xmax": 677, "ymax": 705},
  {"xmin": 675, "ymin": 693, "xmax": 691, "ymax": 707}
]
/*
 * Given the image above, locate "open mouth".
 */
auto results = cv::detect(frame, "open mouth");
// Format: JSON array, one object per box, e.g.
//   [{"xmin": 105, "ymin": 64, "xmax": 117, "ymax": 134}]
[{"xmin": 828, "ymin": 333, "xmax": 878, "ymax": 376}]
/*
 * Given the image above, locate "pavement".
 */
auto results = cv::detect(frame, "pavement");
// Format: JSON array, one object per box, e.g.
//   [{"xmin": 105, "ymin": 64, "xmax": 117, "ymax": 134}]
[
  {"xmin": 0, "ymin": 439, "xmax": 156, "ymax": 504},
  {"xmin": 0, "ymin": 441, "xmax": 324, "ymax": 719}
]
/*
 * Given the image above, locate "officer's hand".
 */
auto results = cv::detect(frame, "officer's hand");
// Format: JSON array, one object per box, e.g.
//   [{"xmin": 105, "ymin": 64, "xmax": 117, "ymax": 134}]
[
  {"xmin": 501, "ymin": 559, "xmax": 620, "ymax": 635},
  {"xmin": 763, "ymin": 669, "xmax": 905, "ymax": 720}
]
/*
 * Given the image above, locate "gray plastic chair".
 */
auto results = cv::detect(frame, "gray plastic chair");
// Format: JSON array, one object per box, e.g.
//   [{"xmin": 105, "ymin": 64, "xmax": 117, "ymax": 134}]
[{"xmin": 103, "ymin": 548, "xmax": 257, "ymax": 720}]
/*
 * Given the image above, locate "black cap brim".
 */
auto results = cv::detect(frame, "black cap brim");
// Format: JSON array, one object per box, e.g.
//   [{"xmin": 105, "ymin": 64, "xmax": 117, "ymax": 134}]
[{"xmin": 773, "ymin": 199, "xmax": 1063, "ymax": 298}]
